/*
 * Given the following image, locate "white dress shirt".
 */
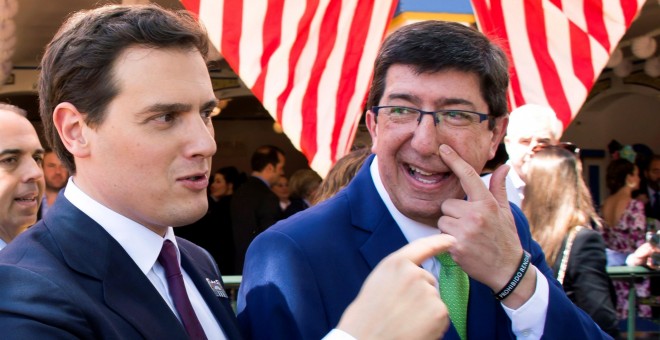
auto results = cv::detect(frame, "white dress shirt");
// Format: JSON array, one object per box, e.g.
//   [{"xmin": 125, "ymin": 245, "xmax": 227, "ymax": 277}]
[
  {"xmin": 370, "ymin": 156, "xmax": 548, "ymax": 339},
  {"xmin": 481, "ymin": 160, "xmax": 524, "ymax": 208},
  {"xmin": 64, "ymin": 178, "xmax": 226, "ymax": 339}
]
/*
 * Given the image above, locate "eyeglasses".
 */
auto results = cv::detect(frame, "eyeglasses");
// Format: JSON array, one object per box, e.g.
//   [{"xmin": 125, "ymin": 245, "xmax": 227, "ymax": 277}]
[
  {"xmin": 371, "ymin": 106, "xmax": 490, "ymax": 128},
  {"xmin": 531, "ymin": 142, "xmax": 580, "ymax": 156}
]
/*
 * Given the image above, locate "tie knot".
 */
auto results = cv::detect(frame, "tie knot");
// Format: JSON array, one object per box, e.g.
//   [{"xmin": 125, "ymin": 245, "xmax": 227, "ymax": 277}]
[
  {"xmin": 158, "ymin": 239, "xmax": 181, "ymax": 276},
  {"xmin": 436, "ymin": 252, "xmax": 457, "ymax": 267}
]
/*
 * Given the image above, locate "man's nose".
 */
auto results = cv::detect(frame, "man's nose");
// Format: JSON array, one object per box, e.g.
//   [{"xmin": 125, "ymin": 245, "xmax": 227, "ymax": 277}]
[{"xmin": 410, "ymin": 114, "xmax": 441, "ymax": 157}]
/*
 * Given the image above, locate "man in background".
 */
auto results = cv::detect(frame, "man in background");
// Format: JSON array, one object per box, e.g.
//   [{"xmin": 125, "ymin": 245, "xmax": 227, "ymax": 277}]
[
  {"xmin": 39, "ymin": 148, "xmax": 68, "ymax": 218},
  {"xmin": 0, "ymin": 104, "xmax": 44, "ymax": 250},
  {"xmin": 483, "ymin": 104, "xmax": 563, "ymax": 207},
  {"xmin": 644, "ymin": 155, "xmax": 660, "ymax": 221},
  {"xmin": 231, "ymin": 145, "xmax": 284, "ymax": 272}
]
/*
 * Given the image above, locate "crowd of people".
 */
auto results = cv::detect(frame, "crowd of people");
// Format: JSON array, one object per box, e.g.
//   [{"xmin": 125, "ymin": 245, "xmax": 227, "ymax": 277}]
[{"xmin": 0, "ymin": 3, "xmax": 657, "ymax": 340}]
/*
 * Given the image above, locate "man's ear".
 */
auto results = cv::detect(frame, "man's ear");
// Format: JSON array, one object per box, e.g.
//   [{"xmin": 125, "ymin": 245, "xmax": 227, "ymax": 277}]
[
  {"xmin": 366, "ymin": 110, "xmax": 378, "ymax": 152},
  {"xmin": 489, "ymin": 116, "xmax": 508, "ymax": 159},
  {"xmin": 53, "ymin": 102, "xmax": 91, "ymax": 158}
]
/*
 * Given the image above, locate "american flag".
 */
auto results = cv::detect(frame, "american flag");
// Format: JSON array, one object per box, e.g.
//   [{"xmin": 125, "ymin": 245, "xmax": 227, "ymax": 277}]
[
  {"xmin": 471, "ymin": 0, "xmax": 646, "ymax": 128},
  {"xmin": 181, "ymin": 0, "xmax": 398, "ymax": 177}
]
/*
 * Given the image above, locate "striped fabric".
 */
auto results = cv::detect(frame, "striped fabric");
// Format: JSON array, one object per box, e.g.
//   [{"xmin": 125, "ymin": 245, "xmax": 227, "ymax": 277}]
[
  {"xmin": 470, "ymin": 0, "xmax": 646, "ymax": 128},
  {"xmin": 182, "ymin": 0, "xmax": 398, "ymax": 177}
]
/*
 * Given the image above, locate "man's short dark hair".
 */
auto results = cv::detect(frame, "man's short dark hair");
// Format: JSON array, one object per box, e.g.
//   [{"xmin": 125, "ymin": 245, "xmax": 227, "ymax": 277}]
[
  {"xmin": 366, "ymin": 21, "xmax": 509, "ymax": 130},
  {"xmin": 251, "ymin": 145, "xmax": 284, "ymax": 172},
  {"xmin": 39, "ymin": 4, "xmax": 209, "ymax": 174}
]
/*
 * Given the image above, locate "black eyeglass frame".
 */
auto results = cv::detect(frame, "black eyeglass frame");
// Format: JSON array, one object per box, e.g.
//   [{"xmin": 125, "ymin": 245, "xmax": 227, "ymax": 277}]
[{"xmin": 371, "ymin": 105, "xmax": 490, "ymax": 126}]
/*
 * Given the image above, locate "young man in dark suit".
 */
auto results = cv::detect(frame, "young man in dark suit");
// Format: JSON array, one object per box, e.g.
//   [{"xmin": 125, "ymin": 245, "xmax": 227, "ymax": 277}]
[{"xmin": 0, "ymin": 5, "xmax": 452, "ymax": 339}]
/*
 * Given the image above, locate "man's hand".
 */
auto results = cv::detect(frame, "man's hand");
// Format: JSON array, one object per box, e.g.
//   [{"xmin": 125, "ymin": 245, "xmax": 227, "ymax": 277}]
[
  {"xmin": 337, "ymin": 234, "xmax": 452, "ymax": 340},
  {"xmin": 436, "ymin": 144, "xmax": 536, "ymax": 308}
]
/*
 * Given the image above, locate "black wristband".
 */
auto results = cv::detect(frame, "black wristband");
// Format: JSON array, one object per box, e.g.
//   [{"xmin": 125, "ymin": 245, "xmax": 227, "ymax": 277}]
[{"xmin": 493, "ymin": 250, "xmax": 531, "ymax": 301}]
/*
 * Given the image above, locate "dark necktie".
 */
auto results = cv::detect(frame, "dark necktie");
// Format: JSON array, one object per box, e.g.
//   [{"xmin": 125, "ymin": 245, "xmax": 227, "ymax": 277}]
[
  {"xmin": 653, "ymin": 192, "xmax": 660, "ymax": 216},
  {"xmin": 158, "ymin": 240, "xmax": 208, "ymax": 339}
]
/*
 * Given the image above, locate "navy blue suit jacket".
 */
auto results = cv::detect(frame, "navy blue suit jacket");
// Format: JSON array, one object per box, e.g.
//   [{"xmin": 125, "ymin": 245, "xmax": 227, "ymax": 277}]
[
  {"xmin": 237, "ymin": 155, "xmax": 610, "ymax": 340},
  {"xmin": 0, "ymin": 195, "xmax": 242, "ymax": 339}
]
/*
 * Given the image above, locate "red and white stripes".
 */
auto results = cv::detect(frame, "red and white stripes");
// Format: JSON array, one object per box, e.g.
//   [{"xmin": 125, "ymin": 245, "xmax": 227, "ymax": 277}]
[
  {"xmin": 182, "ymin": 0, "xmax": 397, "ymax": 177},
  {"xmin": 471, "ymin": 0, "xmax": 645, "ymax": 128}
]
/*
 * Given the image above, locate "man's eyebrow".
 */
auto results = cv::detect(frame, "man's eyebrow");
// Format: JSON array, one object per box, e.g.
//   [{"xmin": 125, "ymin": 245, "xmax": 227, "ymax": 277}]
[
  {"xmin": 386, "ymin": 93, "xmax": 420, "ymax": 105},
  {"xmin": 434, "ymin": 98, "xmax": 477, "ymax": 110},
  {"xmin": 0, "ymin": 149, "xmax": 21, "ymax": 157},
  {"xmin": 137, "ymin": 99, "xmax": 219, "ymax": 116},
  {"xmin": 138, "ymin": 103, "xmax": 193, "ymax": 116},
  {"xmin": 201, "ymin": 99, "xmax": 219, "ymax": 112}
]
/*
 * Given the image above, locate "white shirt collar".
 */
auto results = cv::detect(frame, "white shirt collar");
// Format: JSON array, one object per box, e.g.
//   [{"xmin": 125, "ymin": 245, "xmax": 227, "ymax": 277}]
[
  {"xmin": 369, "ymin": 156, "xmax": 440, "ymax": 275},
  {"xmin": 64, "ymin": 177, "xmax": 178, "ymax": 275},
  {"xmin": 506, "ymin": 160, "xmax": 526, "ymax": 191}
]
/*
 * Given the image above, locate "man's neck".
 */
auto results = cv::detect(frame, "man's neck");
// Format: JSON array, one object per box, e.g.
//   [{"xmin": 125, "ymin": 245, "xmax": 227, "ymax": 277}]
[{"xmin": 45, "ymin": 189, "xmax": 60, "ymax": 206}]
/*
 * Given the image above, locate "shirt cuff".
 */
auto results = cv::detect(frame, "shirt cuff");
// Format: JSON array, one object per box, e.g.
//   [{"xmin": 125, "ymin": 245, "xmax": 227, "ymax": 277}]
[
  {"xmin": 501, "ymin": 266, "xmax": 548, "ymax": 339},
  {"xmin": 322, "ymin": 329, "xmax": 357, "ymax": 340}
]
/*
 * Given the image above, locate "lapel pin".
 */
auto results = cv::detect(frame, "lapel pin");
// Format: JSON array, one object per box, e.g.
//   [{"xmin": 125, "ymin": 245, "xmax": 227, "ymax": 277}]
[{"xmin": 206, "ymin": 278, "xmax": 228, "ymax": 298}]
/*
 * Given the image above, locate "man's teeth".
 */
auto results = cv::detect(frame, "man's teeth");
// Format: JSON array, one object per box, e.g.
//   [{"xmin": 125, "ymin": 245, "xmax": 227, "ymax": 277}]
[
  {"xmin": 16, "ymin": 197, "xmax": 36, "ymax": 202},
  {"xmin": 409, "ymin": 165, "xmax": 434, "ymax": 176}
]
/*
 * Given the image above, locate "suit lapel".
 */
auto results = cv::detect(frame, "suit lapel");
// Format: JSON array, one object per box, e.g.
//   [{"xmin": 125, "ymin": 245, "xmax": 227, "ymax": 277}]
[
  {"xmin": 346, "ymin": 155, "xmax": 409, "ymax": 269},
  {"xmin": 44, "ymin": 195, "xmax": 189, "ymax": 339},
  {"xmin": 347, "ymin": 156, "xmax": 503, "ymax": 339},
  {"xmin": 103, "ymin": 251, "xmax": 188, "ymax": 339},
  {"xmin": 179, "ymin": 246, "xmax": 243, "ymax": 340}
]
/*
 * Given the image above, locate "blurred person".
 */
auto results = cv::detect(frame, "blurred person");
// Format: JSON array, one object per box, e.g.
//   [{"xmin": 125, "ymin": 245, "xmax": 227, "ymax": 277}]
[
  {"xmin": 0, "ymin": 104, "xmax": 45, "ymax": 250},
  {"xmin": 176, "ymin": 166, "xmax": 244, "ymax": 275},
  {"xmin": 642, "ymin": 155, "xmax": 660, "ymax": 221},
  {"xmin": 271, "ymin": 175, "xmax": 292, "ymax": 212},
  {"xmin": 238, "ymin": 20, "xmax": 608, "ymax": 340},
  {"xmin": 523, "ymin": 145, "xmax": 619, "ymax": 338},
  {"xmin": 287, "ymin": 168, "xmax": 322, "ymax": 211},
  {"xmin": 0, "ymin": 5, "xmax": 455, "ymax": 339},
  {"xmin": 39, "ymin": 148, "xmax": 69, "ymax": 218},
  {"xmin": 482, "ymin": 104, "xmax": 563, "ymax": 207},
  {"xmin": 601, "ymin": 158, "xmax": 658, "ymax": 319},
  {"xmin": 231, "ymin": 145, "xmax": 285, "ymax": 273},
  {"xmin": 312, "ymin": 147, "xmax": 370, "ymax": 204}
]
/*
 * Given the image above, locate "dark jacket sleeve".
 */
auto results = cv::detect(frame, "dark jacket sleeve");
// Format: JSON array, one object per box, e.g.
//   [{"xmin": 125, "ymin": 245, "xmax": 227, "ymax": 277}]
[{"xmin": 564, "ymin": 229, "xmax": 620, "ymax": 339}]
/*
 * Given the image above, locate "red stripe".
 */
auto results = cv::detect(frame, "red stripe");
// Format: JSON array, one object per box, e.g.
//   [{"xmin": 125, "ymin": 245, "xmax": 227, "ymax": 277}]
[
  {"xmin": 584, "ymin": 0, "xmax": 610, "ymax": 52},
  {"xmin": 473, "ymin": 0, "xmax": 523, "ymax": 109},
  {"xmin": 330, "ymin": 1, "xmax": 377, "ymax": 162},
  {"xmin": 524, "ymin": 0, "xmax": 572, "ymax": 127},
  {"xmin": 620, "ymin": 0, "xmax": 638, "ymax": 27},
  {"xmin": 299, "ymin": 1, "xmax": 342, "ymax": 160},
  {"xmin": 275, "ymin": 0, "xmax": 320, "ymax": 123},
  {"xmin": 569, "ymin": 21, "xmax": 594, "ymax": 90},
  {"xmin": 251, "ymin": 1, "xmax": 284, "ymax": 102},
  {"xmin": 181, "ymin": 0, "xmax": 200, "ymax": 17},
  {"xmin": 221, "ymin": 0, "xmax": 244, "ymax": 76}
]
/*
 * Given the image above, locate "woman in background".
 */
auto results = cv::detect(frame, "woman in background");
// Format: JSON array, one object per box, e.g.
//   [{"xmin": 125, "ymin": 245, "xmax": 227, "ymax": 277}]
[
  {"xmin": 601, "ymin": 158, "xmax": 657, "ymax": 319},
  {"xmin": 523, "ymin": 145, "xmax": 620, "ymax": 338}
]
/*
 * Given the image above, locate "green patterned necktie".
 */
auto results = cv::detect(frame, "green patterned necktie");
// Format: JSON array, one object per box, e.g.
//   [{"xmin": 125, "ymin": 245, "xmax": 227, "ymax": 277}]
[{"xmin": 436, "ymin": 252, "xmax": 470, "ymax": 340}]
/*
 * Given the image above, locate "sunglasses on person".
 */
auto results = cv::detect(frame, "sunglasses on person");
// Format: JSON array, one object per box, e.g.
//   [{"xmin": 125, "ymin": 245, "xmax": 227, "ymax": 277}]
[{"xmin": 531, "ymin": 142, "xmax": 580, "ymax": 156}]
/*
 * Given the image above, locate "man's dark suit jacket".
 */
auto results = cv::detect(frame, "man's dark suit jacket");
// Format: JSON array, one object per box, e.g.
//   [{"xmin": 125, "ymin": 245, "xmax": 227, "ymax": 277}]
[
  {"xmin": 230, "ymin": 176, "xmax": 281, "ymax": 273},
  {"xmin": 237, "ymin": 155, "xmax": 610, "ymax": 340},
  {"xmin": 552, "ymin": 227, "xmax": 620, "ymax": 339},
  {"xmin": 0, "ymin": 195, "xmax": 242, "ymax": 339}
]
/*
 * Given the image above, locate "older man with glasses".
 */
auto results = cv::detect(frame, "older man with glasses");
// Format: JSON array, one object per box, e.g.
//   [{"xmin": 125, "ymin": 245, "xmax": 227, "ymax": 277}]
[{"xmin": 238, "ymin": 21, "xmax": 609, "ymax": 340}]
